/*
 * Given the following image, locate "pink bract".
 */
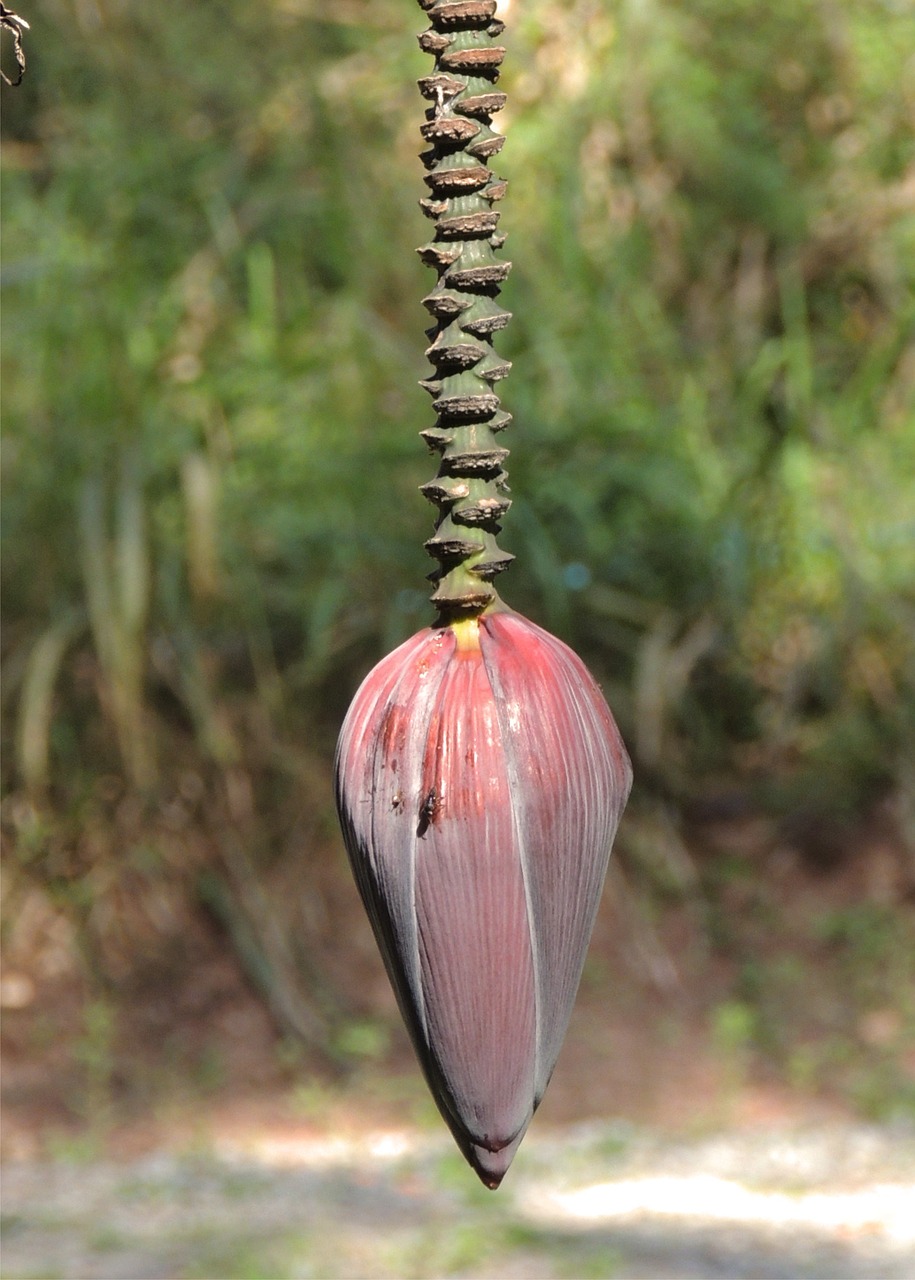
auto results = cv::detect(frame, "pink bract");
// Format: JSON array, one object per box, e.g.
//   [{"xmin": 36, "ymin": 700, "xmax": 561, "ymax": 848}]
[{"xmin": 334, "ymin": 609, "xmax": 632, "ymax": 1186}]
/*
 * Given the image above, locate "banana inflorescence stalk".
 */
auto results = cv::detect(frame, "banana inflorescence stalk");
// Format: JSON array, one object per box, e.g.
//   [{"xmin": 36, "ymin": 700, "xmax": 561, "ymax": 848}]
[
  {"xmin": 334, "ymin": 0, "xmax": 633, "ymax": 1189},
  {"xmin": 416, "ymin": 0, "xmax": 515, "ymax": 616}
]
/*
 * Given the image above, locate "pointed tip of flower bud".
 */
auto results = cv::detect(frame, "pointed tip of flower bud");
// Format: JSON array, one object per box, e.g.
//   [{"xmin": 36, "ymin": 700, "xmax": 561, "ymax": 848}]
[
  {"xmin": 335, "ymin": 607, "xmax": 632, "ymax": 1185},
  {"xmin": 467, "ymin": 1133, "xmax": 524, "ymax": 1189}
]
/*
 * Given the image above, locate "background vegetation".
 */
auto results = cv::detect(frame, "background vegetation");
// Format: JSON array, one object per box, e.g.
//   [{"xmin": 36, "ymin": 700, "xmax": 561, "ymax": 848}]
[{"xmin": 2, "ymin": 0, "xmax": 914, "ymax": 1118}]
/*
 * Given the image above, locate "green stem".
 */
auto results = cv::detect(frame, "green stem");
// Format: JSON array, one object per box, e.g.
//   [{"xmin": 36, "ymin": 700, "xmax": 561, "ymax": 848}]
[{"xmin": 416, "ymin": 0, "xmax": 514, "ymax": 621}]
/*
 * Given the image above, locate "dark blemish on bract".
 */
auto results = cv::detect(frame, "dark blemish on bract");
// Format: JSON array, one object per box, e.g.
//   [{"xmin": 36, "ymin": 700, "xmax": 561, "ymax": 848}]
[{"xmin": 416, "ymin": 788, "xmax": 439, "ymax": 837}]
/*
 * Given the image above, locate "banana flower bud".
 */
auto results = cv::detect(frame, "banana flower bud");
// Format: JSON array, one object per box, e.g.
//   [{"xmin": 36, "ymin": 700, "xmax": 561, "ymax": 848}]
[{"xmin": 335, "ymin": 608, "xmax": 632, "ymax": 1187}]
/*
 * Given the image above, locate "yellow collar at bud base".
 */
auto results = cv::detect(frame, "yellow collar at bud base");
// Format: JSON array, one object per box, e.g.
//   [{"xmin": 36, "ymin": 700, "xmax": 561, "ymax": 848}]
[{"xmin": 451, "ymin": 616, "xmax": 482, "ymax": 652}]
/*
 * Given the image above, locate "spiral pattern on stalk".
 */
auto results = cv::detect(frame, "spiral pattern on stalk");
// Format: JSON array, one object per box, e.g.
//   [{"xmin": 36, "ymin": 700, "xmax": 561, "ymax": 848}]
[{"xmin": 416, "ymin": 0, "xmax": 514, "ymax": 614}]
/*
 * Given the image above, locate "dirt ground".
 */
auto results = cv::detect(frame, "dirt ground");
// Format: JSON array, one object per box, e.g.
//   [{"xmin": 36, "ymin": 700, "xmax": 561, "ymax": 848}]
[{"xmin": 3, "ymin": 1106, "xmax": 914, "ymax": 1279}]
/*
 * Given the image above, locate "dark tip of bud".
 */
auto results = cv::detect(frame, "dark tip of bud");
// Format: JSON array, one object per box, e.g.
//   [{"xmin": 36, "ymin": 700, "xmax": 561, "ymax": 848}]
[{"xmin": 466, "ymin": 1132, "xmax": 525, "ymax": 1189}]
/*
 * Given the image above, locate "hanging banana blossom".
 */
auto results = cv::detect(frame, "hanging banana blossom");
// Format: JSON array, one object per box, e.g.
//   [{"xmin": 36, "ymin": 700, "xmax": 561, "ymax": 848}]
[{"xmin": 335, "ymin": 0, "xmax": 632, "ymax": 1189}]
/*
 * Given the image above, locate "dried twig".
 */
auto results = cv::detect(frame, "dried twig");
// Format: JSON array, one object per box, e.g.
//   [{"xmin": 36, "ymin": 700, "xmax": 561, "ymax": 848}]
[{"xmin": 1, "ymin": 4, "xmax": 29, "ymax": 87}]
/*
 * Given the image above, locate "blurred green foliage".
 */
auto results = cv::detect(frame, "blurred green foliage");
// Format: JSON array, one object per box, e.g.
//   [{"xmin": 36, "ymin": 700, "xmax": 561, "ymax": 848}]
[{"xmin": 2, "ymin": 0, "xmax": 914, "ymax": 998}]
